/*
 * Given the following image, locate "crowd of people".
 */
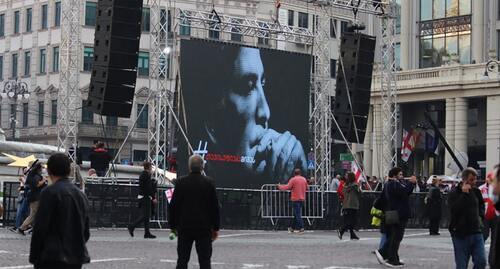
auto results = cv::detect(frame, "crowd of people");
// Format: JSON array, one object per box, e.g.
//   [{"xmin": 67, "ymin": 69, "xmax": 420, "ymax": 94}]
[{"xmin": 6, "ymin": 149, "xmax": 500, "ymax": 269}]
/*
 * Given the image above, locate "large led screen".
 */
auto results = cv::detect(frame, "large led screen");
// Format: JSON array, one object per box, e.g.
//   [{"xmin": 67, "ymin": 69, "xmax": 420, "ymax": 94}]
[{"xmin": 178, "ymin": 39, "xmax": 311, "ymax": 189}]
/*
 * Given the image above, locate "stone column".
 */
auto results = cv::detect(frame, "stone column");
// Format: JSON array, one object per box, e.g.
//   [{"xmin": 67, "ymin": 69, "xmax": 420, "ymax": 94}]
[
  {"xmin": 472, "ymin": 0, "xmax": 485, "ymax": 63},
  {"xmin": 400, "ymin": 0, "xmax": 411, "ymax": 70},
  {"xmin": 363, "ymin": 105, "xmax": 374, "ymax": 176},
  {"xmin": 372, "ymin": 104, "xmax": 383, "ymax": 178},
  {"xmin": 445, "ymin": 99, "xmax": 456, "ymax": 175},
  {"xmin": 486, "ymin": 96, "xmax": 500, "ymax": 170},
  {"xmin": 454, "ymin": 97, "xmax": 469, "ymax": 162}
]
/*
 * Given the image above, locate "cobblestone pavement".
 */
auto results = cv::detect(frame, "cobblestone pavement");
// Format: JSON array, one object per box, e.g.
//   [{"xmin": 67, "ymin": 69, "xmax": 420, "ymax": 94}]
[{"xmin": 0, "ymin": 228, "xmax": 463, "ymax": 269}]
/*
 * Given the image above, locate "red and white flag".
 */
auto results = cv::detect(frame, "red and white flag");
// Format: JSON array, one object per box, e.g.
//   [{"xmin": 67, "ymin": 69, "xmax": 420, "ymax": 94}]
[
  {"xmin": 351, "ymin": 161, "xmax": 365, "ymax": 183},
  {"xmin": 401, "ymin": 129, "xmax": 420, "ymax": 162}
]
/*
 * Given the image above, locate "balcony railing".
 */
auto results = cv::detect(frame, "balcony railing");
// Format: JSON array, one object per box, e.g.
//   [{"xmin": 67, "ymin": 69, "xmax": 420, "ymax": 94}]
[{"xmin": 78, "ymin": 124, "xmax": 129, "ymax": 139}]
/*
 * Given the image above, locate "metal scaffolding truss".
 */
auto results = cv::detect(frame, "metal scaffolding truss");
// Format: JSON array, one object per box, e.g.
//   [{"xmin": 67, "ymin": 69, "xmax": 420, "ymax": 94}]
[
  {"xmin": 178, "ymin": 9, "xmax": 314, "ymax": 45},
  {"xmin": 58, "ymin": 0, "xmax": 80, "ymax": 163},
  {"xmin": 149, "ymin": 0, "xmax": 396, "ymax": 184},
  {"xmin": 148, "ymin": 0, "xmax": 172, "ymax": 182}
]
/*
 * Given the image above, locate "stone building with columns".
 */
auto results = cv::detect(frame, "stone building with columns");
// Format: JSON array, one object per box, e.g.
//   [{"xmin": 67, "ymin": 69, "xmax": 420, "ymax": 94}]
[{"xmin": 363, "ymin": 0, "xmax": 500, "ymax": 179}]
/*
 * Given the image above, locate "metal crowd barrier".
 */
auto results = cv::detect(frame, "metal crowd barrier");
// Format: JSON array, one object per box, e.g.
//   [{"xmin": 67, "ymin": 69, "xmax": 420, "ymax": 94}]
[{"xmin": 260, "ymin": 184, "xmax": 324, "ymax": 226}]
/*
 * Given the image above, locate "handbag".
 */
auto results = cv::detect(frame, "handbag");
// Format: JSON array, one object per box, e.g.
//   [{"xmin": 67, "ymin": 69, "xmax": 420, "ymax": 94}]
[{"xmin": 383, "ymin": 184, "xmax": 399, "ymax": 224}]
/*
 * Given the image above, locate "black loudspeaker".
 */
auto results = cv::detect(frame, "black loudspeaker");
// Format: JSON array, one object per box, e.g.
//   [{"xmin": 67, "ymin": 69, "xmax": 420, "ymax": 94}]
[
  {"xmin": 86, "ymin": 0, "xmax": 143, "ymax": 118},
  {"xmin": 332, "ymin": 32, "xmax": 376, "ymax": 143}
]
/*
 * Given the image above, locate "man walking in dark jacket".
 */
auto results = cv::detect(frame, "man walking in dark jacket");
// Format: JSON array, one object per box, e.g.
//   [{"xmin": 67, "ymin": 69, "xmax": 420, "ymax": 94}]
[
  {"xmin": 448, "ymin": 167, "xmax": 486, "ymax": 269},
  {"xmin": 29, "ymin": 153, "xmax": 90, "ymax": 269},
  {"xmin": 128, "ymin": 161, "xmax": 156, "ymax": 239},
  {"xmin": 375, "ymin": 167, "xmax": 416, "ymax": 268},
  {"xmin": 169, "ymin": 155, "xmax": 220, "ymax": 269}
]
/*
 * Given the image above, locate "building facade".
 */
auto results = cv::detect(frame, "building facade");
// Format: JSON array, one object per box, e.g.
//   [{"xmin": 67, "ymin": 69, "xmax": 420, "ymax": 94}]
[{"xmin": 365, "ymin": 0, "xmax": 500, "ymax": 179}]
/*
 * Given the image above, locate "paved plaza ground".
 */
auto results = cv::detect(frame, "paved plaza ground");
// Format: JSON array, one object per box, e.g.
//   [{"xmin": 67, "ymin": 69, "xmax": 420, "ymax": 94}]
[{"xmin": 0, "ymin": 228, "xmax": 468, "ymax": 269}]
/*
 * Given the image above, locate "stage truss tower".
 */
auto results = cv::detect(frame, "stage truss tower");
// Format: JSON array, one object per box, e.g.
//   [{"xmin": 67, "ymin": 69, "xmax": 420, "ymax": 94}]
[
  {"xmin": 58, "ymin": 0, "xmax": 81, "ymax": 163},
  {"xmin": 149, "ymin": 0, "xmax": 172, "ymax": 182}
]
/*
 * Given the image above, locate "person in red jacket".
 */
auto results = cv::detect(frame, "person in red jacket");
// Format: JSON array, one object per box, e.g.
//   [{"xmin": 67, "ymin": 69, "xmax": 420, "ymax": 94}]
[
  {"xmin": 278, "ymin": 169, "xmax": 308, "ymax": 234},
  {"xmin": 480, "ymin": 172, "xmax": 498, "ymax": 241}
]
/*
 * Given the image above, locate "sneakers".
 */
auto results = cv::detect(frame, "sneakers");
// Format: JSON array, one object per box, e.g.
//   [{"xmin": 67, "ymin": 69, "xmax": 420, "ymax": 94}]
[
  {"xmin": 127, "ymin": 225, "xmax": 134, "ymax": 237},
  {"xmin": 337, "ymin": 230, "xmax": 344, "ymax": 240},
  {"xmin": 296, "ymin": 229, "xmax": 305, "ymax": 234},
  {"xmin": 144, "ymin": 233, "xmax": 157, "ymax": 239},
  {"xmin": 9, "ymin": 227, "xmax": 17, "ymax": 233},
  {"xmin": 17, "ymin": 228, "xmax": 25, "ymax": 236},
  {"xmin": 374, "ymin": 249, "xmax": 385, "ymax": 264},
  {"xmin": 384, "ymin": 261, "xmax": 404, "ymax": 268},
  {"xmin": 288, "ymin": 227, "xmax": 294, "ymax": 233}
]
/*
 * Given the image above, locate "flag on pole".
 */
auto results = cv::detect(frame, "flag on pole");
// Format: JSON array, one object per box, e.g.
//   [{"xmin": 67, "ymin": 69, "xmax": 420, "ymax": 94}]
[
  {"xmin": 401, "ymin": 129, "xmax": 420, "ymax": 162},
  {"xmin": 425, "ymin": 130, "xmax": 439, "ymax": 155},
  {"xmin": 351, "ymin": 161, "xmax": 365, "ymax": 183}
]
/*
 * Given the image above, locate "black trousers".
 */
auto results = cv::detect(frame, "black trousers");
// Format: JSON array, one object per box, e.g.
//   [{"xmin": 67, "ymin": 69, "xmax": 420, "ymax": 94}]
[
  {"xmin": 130, "ymin": 197, "xmax": 151, "ymax": 234},
  {"xmin": 429, "ymin": 218, "xmax": 440, "ymax": 234},
  {"xmin": 341, "ymin": 209, "xmax": 358, "ymax": 236},
  {"xmin": 379, "ymin": 220, "xmax": 407, "ymax": 263},
  {"xmin": 35, "ymin": 263, "xmax": 82, "ymax": 269},
  {"xmin": 176, "ymin": 229, "xmax": 212, "ymax": 269},
  {"xmin": 483, "ymin": 218, "xmax": 497, "ymax": 241}
]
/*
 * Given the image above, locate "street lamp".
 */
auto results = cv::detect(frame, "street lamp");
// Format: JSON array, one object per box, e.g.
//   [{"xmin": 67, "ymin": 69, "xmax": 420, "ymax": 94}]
[
  {"xmin": 1, "ymin": 79, "xmax": 30, "ymax": 140},
  {"xmin": 482, "ymin": 60, "xmax": 500, "ymax": 79}
]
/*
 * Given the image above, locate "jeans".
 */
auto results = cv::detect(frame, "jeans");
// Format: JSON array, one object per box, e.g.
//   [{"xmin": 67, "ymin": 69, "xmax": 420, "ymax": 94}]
[
  {"xmin": 176, "ymin": 229, "xmax": 212, "ymax": 269},
  {"xmin": 291, "ymin": 201, "xmax": 304, "ymax": 230},
  {"xmin": 451, "ymin": 234, "xmax": 486, "ymax": 269},
  {"xmin": 130, "ymin": 198, "xmax": 151, "ymax": 235},
  {"xmin": 379, "ymin": 233, "xmax": 387, "ymax": 250},
  {"xmin": 379, "ymin": 221, "xmax": 407, "ymax": 263},
  {"xmin": 15, "ymin": 198, "xmax": 29, "ymax": 228}
]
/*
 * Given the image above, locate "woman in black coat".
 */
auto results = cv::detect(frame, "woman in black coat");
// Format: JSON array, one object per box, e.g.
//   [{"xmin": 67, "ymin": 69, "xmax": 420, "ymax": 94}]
[{"xmin": 426, "ymin": 177, "xmax": 442, "ymax": 235}]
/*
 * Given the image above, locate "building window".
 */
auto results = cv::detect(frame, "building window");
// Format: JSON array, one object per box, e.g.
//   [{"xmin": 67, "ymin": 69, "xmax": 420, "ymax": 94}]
[
  {"xmin": 179, "ymin": 13, "xmax": 191, "ymax": 36},
  {"xmin": 14, "ymin": 11, "xmax": 20, "ymax": 34},
  {"xmin": 26, "ymin": 8, "xmax": 32, "ymax": 32},
  {"xmin": 0, "ymin": 56, "xmax": 3, "ymax": 80},
  {"xmin": 0, "ymin": 14, "xmax": 4, "ymax": 37},
  {"xmin": 498, "ymin": 0, "xmax": 500, "ymax": 20},
  {"xmin": 38, "ymin": 101, "xmax": 44, "ymax": 126},
  {"xmin": 53, "ymin": 47, "xmax": 59, "ymax": 72},
  {"xmin": 142, "ymin": 7, "xmax": 150, "ymax": 32},
  {"xmin": 133, "ymin": 150, "xmax": 148, "ymax": 162},
  {"xmin": 54, "ymin": 2, "xmax": 61, "ymax": 27},
  {"xmin": 24, "ymin": 51, "xmax": 30, "ymax": 76},
  {"xmin": 83, "ymin": 47, "xmax": 93, "ymax": 71},
  {"xmin": 208, "ymin": 14, "xmax": 220, "ymax": 40},
  {"xmin": 159, "ymin": 55, "xmax": 169, "ymax": 78},
  {"xmin": 138, "ymin": 52, "xmax": 149, "ymax": 76},
  {"xmin": 395, "ymin": 0, "xmax": 401, "ymax": 34},
  {"xmin": 137, "ymin": 104, "xmax": 148, "ymax": 128},
  {"xmin": 421, "ymin": 0, "xmax": 471, "ymax": 21},
  {"xmin": 22, "ymin": 102, "xmax": 28, "ymax": 127},
  {"xmin": 288, "ymin": 10, "xmax": 294, "ymax": 26},
  {"xmin": 41, "ymin": 4, "xmax": 48, "ymax": 29},
  {"xmin": 81, "ymin": 101, "xmax": 93, "ymax": 124},
  {"xmin": 257, "ymin": 22, "xmax": 269, "ymax": 45},
  {"xmin": 330, "ymin": 19, "xmax": 337, "ymax": 38},
  {"xmin": 12, "ymin": 54, "xmax": 18, "ymax": 78},
  {"xmin": 85, "ymin": 2, "xmax": 97, "ymax": 26},
  {"xmin": 51, "ymin": 100, "xmax": 57, "ymax": 125},
  {"xmin": 298, "ymin": 12, "xmax": 308, "ymax": 28},
  {"xmin": 330, "ymin": 59, "xmax": 336, "ymax": 78},
  {"xmin": 231, "ymin": 26, "xmax": 242, "ymax": 42},
  {"xmin": 340, "ymin": 21, "xmax": 349, "ymax": 35},
  {"xmin": 106, "ymin": 116, "xmax": 118, "ymax": 126},
  {"xmin": 419, "ymin": 0, "xmax": 471, "ymax": 68},
  {"xmin": 395, "ymin": 43, "xmax": 401, "ymax": 70},
  {"xmin": 39, "ymin": 49, "xmax": 46, "ymax": 74},
  {"xmin": 10, "ymin": 104, "xmax": 16, "ymax": 130},
  {"xmin": 467, "ymin": 108, "xmax": 478, "ymax": 127},
  {"xmin": 498, "ymin": 31, "xmax": 500, "ymax": 60}
]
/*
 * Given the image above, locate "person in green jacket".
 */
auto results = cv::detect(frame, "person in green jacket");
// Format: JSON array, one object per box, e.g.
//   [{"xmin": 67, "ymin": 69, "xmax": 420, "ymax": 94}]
[{"xmin": 338, "ymin": 172, "xmax": 361, "ymax": 240}]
